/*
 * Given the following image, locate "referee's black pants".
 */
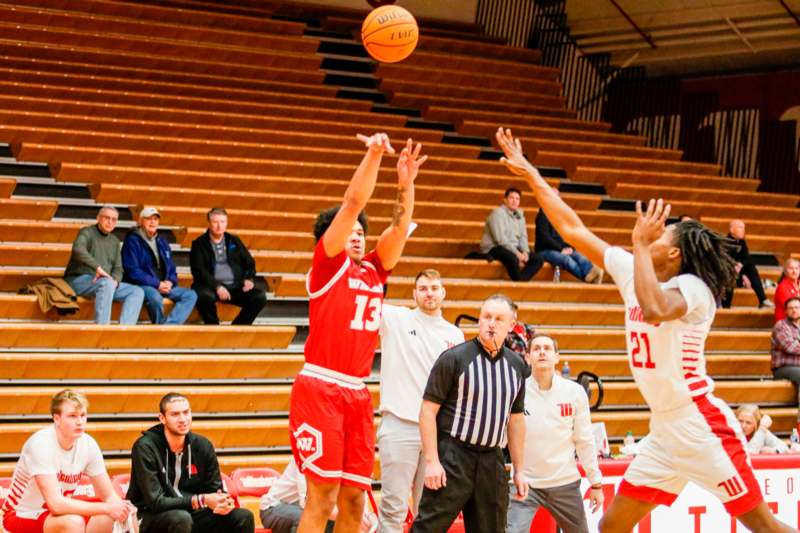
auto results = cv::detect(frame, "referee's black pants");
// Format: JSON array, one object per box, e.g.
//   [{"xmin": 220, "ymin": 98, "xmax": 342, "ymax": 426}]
[{"xmin": 411, "ymin": 435, "xmax": 509, "ymax": 533}]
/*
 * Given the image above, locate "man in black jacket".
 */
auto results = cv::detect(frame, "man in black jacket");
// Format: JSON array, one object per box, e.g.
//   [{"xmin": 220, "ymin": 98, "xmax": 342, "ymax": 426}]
[
  {"xmin": 128, "ymin": 393, "xmax": 255, "ymax": 533},
  {"xmin": 534, "ymin": 208, "xmax": 602, "ymax": 283},
  {"xmin": 722, "ymin": 219, "xmax": 773, "ymax": 309},
  {"xmin": 190, "ymin": 207, "xmax": 267, "ymax": 324}
]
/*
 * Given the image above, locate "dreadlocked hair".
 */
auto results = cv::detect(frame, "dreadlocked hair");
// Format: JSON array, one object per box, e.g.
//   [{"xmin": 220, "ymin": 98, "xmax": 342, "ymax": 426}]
[{"xmin": 674, "ymin": 220, "xmax": 737, "ymax": 299}]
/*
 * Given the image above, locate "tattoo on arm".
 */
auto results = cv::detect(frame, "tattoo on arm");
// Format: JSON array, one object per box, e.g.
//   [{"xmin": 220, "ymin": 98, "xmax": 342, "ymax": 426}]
[{"xmin": 392, "ymin": 186, "xmax": 407, "ymax": 226}]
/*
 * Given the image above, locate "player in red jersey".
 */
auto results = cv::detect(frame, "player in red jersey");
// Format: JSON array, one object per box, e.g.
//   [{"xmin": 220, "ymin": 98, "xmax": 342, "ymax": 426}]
[{"xmin": 290, "ymin": 133, "xmax": 427, "ymax": 533}]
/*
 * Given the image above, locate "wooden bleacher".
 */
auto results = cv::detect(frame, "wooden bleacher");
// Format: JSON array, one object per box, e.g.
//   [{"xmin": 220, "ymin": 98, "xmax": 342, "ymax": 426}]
[{"xmin": 0, "ymin": 0, "xmax": 796, "ymax": 495}]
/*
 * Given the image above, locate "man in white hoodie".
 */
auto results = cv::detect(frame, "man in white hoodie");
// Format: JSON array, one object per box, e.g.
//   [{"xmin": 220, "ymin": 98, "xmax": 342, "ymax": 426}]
[
  {"xmin": 377, "ymin": 269, "xmax": 465, "ymax": 532},
  {"xmin": 506, "ymin": 334, "xmax": 603, "ymax": 533}
]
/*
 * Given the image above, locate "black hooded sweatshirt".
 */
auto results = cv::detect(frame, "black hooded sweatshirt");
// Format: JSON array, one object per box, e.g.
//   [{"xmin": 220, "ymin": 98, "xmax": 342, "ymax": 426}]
[{"xmin": 127, "ymin": 423, "xmax": 223, "ymax": 513}]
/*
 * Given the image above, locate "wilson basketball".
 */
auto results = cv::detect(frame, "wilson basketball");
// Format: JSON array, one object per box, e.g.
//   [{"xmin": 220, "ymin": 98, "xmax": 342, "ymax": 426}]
[{"xmin": 361, "ymin": 5, "xmax": 418, "ymax": 63}]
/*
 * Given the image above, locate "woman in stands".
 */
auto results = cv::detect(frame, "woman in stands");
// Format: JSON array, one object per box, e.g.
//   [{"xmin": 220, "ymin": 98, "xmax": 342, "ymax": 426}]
[
  {"xmin": 289, "ymin": 133, "xmax": 426, "ymax": 533},
  {"xmin": 736, "ymin": 404, "xmax": 793, "ymax": 455},
  {"xmin": 495, "ymin": 127, "xmax": 794, "ymax": 533}
]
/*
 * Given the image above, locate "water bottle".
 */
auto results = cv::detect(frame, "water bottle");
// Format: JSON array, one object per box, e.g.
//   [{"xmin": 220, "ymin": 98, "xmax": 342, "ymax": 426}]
[
  {"xmin": 561, "ymin": 360, "xmax": 570, "ymax": 378},
  {"xmin": 791, "ymin": 428, "xmax": 799, "ymax": 445},
  {"xmin": 623, "ymin": 431, "xmax": 635, "ymax": 448},
  {"xmin": 553, "ymin": 266, "xmax": 561, "ymax": 283}
]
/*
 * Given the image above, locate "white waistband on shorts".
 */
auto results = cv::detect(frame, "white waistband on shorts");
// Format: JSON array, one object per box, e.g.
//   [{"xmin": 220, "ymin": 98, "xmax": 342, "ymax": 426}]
[{"xmin": 299, "ymin": 363, "xmax": 366, "ymax": 390}]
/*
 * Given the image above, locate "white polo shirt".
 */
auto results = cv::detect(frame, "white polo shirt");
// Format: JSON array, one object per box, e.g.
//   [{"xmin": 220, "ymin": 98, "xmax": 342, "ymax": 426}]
[
  {"xmin": 521, "ymin": 374, "xmax": 602, "ymax": 489},
  {"xmin": 379, "ymin": 305, "xmax": 465, "ymax": 423}
]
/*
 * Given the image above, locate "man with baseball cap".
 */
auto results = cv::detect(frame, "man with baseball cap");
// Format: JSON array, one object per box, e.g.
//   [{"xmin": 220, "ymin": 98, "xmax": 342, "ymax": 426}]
[{"xmin": 122, "ymin": 207, "xmax": 198, "ymax": 325}]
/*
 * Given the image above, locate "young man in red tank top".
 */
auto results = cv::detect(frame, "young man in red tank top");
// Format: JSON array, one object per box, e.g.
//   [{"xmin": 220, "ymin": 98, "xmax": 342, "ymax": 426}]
[{"xmin": 289, "ymin": 133, "xmax": 427, "ymax": 532}]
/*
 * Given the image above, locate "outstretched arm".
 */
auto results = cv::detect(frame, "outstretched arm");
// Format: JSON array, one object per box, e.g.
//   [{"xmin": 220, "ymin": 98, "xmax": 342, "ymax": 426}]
[
  {"xmin": 376, "ymin": 138, "xmax": 427, "ymax": 270},
  {"xmin": 322, "ymin": 133, "xmax": 394, "ymax": 258},
  {"xmin": 495, "ymin": 128, "xmax": 609, "ymax": 267},
  {"xmin": 632, "ymin": 199, "xmax": 688, "ymax": 323}
]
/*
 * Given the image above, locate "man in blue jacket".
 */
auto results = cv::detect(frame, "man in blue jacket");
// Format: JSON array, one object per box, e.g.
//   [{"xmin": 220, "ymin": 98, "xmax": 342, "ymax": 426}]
[{"xmin": 122, "ymin": 207, "xmax": 198, "ymax": 325}]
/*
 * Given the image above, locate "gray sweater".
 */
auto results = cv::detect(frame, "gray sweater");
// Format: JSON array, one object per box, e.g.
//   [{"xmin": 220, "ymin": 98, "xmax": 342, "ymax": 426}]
[
  {"xmin": 64, "ymin": 225, "xmax": 123, "ymax": 282},
  {"xmin": 480, "ymin": 205, "xmax": 530, "ymax": 254}
]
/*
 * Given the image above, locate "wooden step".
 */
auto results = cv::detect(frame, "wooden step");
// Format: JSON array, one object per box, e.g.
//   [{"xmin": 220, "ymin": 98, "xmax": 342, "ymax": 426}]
[
  {"xmin": 592, "ymin": 380, "xmax": 794, "ymax": 408},
  {"xmin": 0, "ymin": 324, "xmax": 295, "ymax": 350},
  {"xmin": 0, "ymin": 105, "xmax": 440, "ymax": 145},
  {"xmin": 533, "ymin": 150, "xmax": 722, "ymax": 177},
  {"xmin": 0, "ymin": 198, "xmax": 58, "ymax": 220},
  {"xmin": 612, "ymin": 182, "xmax": 799, "ymax": 209},
  {"xmin": 0, "ymin": 178, "xmax": 15, "ymax": 198},
  {"xmin": 0, "ymin": 5, "xmax": 313, "ymax": 52},
  {"xmin": 9, "ymin": 0, "xmax": 306, "ymax": 35},
  {"xmin": 0, "ymin": 80, "xmax": 371, "ymax": 115},
  {"xmin": 391, "ymin": 91, "xmax": 570, "ymax": 117},
  {"xmin": 88, "ymin": 183, "xmax": 601, "ymax": 224},
  {"xmin": 0, "ymin": 385, "xmax": 379, "ymax": 416},
  {"xmin": 575, "ymin": 166, "xmax": 759, "ymax": 193},
  {"xmin": 376, "ymin": 64, "xmax": 562, "ymax": 97},
  {"xmin": 528, "ymin": 138, "xmax": 682, "ymax": 161},
  {"xmin": 460, "ymin": 121, "xmax": 646, "ymax": 146},
  {"xmin": 397, "ymin": 50, "xmax": 560, "ymax": 80},
  {"xmin": 428, "ymin": 106, "xmax": 609, "ymax": 129},
  {"xmin": 0, "ymin": 267, "xmax": 194, "ymax": 293},
  {"xmin": 565, "ymin": 354, "xmax": 772, "ymax": 379},
  {"xmin": 416, "ymin": 34, "xmax": 542, "ymax": 63},
  {"xmin": 0, "ymin": 352, "xmax": 304, "ymax": 381}
]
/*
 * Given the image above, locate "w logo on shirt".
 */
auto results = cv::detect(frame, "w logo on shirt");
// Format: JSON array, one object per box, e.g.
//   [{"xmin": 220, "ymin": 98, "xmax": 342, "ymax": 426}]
[
  {"xmin": 718, "ymin": 475, "xmax": 745, "ymax": 498},
  {"xmin": 558, "ymin": 403, "xmax": 573, "ymax": 417}
]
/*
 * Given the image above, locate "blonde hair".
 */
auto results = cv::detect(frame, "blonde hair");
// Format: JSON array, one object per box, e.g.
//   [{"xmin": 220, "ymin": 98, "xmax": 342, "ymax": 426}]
[
  {"xmin": 50, "ymin": 389, "xmax": 89, "ymax": 416},
  {"xmin": 736, "ymin": 404, "xmax": 762, "ymax": 426}
]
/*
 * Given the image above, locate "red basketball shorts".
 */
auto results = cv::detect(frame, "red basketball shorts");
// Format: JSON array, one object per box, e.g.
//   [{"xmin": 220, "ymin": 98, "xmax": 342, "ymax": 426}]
[{"xmin": 289, "ymin": 364, "xmax": 375, "ymax": 490}]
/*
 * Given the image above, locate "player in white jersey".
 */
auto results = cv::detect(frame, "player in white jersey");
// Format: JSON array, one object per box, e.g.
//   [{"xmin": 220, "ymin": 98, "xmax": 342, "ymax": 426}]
[
  {"xmin": 496, "ymin": 127, "xmax": 794, "ymax": 533},
  {"xmin": 1, "ymin": 389, "xmax": 133, "ymax": 533}
]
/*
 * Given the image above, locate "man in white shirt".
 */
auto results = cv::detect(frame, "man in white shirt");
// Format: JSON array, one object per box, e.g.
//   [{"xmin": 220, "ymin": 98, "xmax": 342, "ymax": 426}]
[
  {"xmin": 506, "ymin": 334, "xmax": 603, "ymax": 533},
  {"xmin": 1, "ymin": 389, "xmax": 132, "ymax": 533},
  {"xmin": 377, "ymin": 269, "xmax": 465, "ymax": 532}
]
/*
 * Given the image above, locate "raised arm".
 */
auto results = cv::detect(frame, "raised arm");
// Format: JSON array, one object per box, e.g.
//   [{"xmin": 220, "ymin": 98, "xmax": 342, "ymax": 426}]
[
  {"xmin": 376, "ymin": 138, "xmax": 427, "ymax": 270},
  {"xmin": 322, "ymin": 133, "xmax": 394, "ymax": 258},
  {"xmin": 631, "ymin": 199, "xmax": 687, "ymax": 323},
  {"xmin": 495, "ymin": 128, "xmax": 609, "ymax": 267}
]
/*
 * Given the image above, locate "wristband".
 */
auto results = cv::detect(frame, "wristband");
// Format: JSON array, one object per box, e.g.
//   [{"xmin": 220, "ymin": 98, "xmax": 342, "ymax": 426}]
[
  {"xmin": 590, "ymin": 483, "xmax": 603, "ymax": 489},
  {"xmin": 199, "ymin": 494, "xmax": 206, "ymax": 508}
]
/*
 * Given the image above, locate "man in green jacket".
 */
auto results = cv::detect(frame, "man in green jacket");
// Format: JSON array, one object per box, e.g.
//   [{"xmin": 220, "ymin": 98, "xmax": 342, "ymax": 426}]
[{"xmin": 64, "ymin": 206, "xmax": 144, "ymax": 324}]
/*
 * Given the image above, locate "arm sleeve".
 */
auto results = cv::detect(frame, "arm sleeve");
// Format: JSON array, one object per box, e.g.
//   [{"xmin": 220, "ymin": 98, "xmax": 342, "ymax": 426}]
[
  {"xmin": 764, "ymin": 430, "xmax": 789, "ymax": 453},
  {"xmin": 534, "ymin": 211, "xmax": 566, "ymax": 251},
  {"xmin": 510, "ymin": 369, "xmax": 526, "ymax": 413},
  {"xmin": 189, "ymin": 239, "xmax": 217, "ymax": 289},
  {"xmin": 572, "ymin": 388, "xmax": 602, "ymax": 484},
  {"xmin": 201, "ymin": 443, "xmax": 223, "ymax": 493},
  {"xmin": 518, "ymin": 213, "xmax": 530, "ymax": 254},
  {"xmin": 111, "ymin": 242, "xmax": 123, "ymax": 282},
  {"xmin": 308, "ymin": 239, "xmax": 348, "ymax": 294},
  {"xmin": 130, "ymin": 443, "xmax": 193, "ymax": 512},
  {"xmin": 237, "ymin": 237, "xmax": 257, "ymax": 280},
  {"xmin": 603, "ymin": 247, "xmax": 634, "ymax": 293},
  {"xmin": 486, "ymin": 209, "xmax": 515, "ymax": 251},
  {"xmin": 26, "ymin": 437, "xmax": 57, "ymax": 476},
  {"xmin": 772, "ymin": 321, "xmax": 800, "ymax": 356},
  {"xmin": 363, "ymin": 249, "xmax": 391, "ymax": 284},
  {"xmin": 121, "ymin": 238, "xmax": 160, "ymax": 288},
  {"xmin": 675, "ymin": 275, "xmax": 715, "ymax": 324},
  {"xmin": 71, "ymin": 229, "xmax": 99, "ymax": 271},
  {"xmin": 422, "ymin": 352, "xmax": 457, "ymax": 405},
  {"xmin": 165, "ymin": 246, "xmax": 179, "ymax": 286},
  {"xmin": 379, "ymin": 304, "xmax": 400, "ymax": 337},
  {"xmin": 84, "ymin": 437, "xmax": 107, "ymax": 477}
]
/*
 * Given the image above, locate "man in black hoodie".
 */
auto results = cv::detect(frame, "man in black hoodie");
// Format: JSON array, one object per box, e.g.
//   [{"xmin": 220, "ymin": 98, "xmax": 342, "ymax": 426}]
[
  {"xmin": 190, "ymin": 207, "xmax": 267, "ymax": 325},
  {"xmin": 128, "ymin": 393, "xmax": 254, "ymax": 533}
]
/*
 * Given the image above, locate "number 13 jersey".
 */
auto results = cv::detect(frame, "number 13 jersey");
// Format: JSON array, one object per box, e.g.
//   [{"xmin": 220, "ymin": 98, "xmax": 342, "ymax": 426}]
[
  {"xmin": 305, "ymin": 240, "xmax": 390, "ymax": 378},
  {"xmin": 604, "ymin": 246, "xmax": 717, "ymax": 413}
]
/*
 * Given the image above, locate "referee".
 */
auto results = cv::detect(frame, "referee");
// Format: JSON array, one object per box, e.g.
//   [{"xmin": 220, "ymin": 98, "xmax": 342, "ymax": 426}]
[{"xmin": 411, "ymin": 294, "xmax": 530, "ymax": 533}]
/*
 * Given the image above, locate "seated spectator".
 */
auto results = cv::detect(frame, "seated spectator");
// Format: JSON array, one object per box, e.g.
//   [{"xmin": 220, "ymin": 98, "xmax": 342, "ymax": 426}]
[
  {"xmin": 122, "ymin": 207, "xmax": 197, "ymax": 325},
  {"xmin": 722, "ymin": 219, "xmax": 773, "ymax": 309},
  {"xmin": 259, "ymin": 461, "xmax": 376, "ymax": 533},
  {"xmin": 128, "ymin": 393, "xmax": 254, "ymax": 533},
  {"xmin": 534, "ymin": 198, "xmax": 603, "ymax": 283},
  {"xmin": 771, "ymin": 296, "xmax": 800, "ymax": 436},
  {"xmin": 505, "ymin": 301, "xmax": 535, "ymax": 358},
  {"xmin": 736, "ymin": 404, "xmax": 788, "ymax": 454},
  {"xmin": 1, "ymin": 389, "xmax": 133, "ymax": 533},
  {"xmin": 190, "ymin": 207, "xmax": 266, "ymax": 325},
  {"xmin": 64, "ymin": 206, "xmax": 144, "ymax": 324},
  {"xmin": 479, "ymin": 187, "xmax": 543, "ymax": 281},
  {"xmin": 775, "ymin": 258, "xmax": 800, "ymax": 322}
]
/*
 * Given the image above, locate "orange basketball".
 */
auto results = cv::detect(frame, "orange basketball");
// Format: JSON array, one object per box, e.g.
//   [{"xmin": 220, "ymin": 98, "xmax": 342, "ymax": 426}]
[{"xmin": 361, "ymin": 5, "xmax": 418, "ymax": 63}]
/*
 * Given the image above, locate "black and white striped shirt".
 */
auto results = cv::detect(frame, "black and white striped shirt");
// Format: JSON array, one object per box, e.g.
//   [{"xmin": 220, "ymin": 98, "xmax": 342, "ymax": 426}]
[{"xmin": 423, "ymin": 338, "xmax": 529, "ymax": 448}]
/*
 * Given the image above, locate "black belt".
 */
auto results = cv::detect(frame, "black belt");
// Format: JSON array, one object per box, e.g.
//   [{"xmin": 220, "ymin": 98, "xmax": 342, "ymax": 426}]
[{"xmin": 443, "ymin": 434, "xmax": 499, "ymax": 453}]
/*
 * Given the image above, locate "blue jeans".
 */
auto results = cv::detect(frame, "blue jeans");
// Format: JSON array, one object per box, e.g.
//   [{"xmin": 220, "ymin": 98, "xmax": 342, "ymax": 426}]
[
  {"xmin": 538, "ymin": 249, "xmax": 594, "ymax": 280},
  {"xmin": 67, "ymin": 274, "xmax": 144, "ymax": 325},
  {"xmin": 141, "ymin": 285, "xmax": 198, "ymax": 325}
]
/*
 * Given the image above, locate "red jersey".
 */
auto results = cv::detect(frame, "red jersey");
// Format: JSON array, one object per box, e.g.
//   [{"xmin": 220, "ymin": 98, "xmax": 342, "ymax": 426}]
[{"xmin": 304, "ymin": 240, "xmax": 390, "ymax": 377}]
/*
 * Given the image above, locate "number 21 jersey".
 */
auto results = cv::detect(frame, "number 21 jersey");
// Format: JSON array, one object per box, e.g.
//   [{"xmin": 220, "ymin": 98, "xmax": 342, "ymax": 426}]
[
  {"xmin": 604, "ymin": 246, "xmax": 717, "ymax": 413},
  {"xmin": 304, "ymin": 240, "xmax": 390, "ymax": 378}
]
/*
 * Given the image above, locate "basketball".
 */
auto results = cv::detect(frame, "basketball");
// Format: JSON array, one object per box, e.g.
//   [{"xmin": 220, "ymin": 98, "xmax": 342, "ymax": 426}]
[{"xmin": 361, "ymin": 5, "xmax": 418, "ymax": 63}]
